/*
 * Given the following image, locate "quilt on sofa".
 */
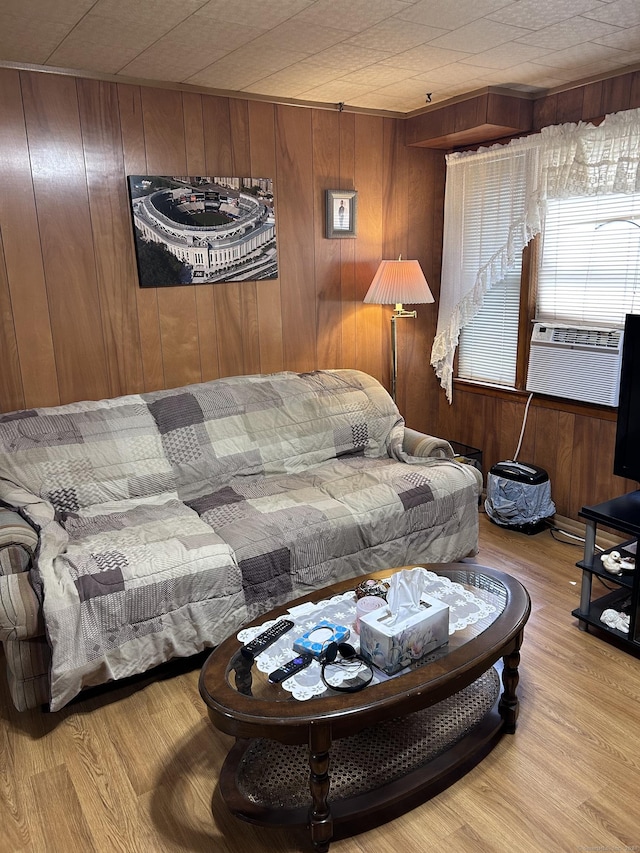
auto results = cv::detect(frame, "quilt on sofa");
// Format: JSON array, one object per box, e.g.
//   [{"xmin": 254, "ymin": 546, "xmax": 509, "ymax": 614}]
[{"xmin": 0, "ymin": 369, "xmax": 481, "ymax": 710}]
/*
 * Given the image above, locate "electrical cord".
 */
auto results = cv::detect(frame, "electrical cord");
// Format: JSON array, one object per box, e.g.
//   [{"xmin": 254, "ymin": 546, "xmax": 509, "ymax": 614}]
[
  {"xmin": 513, "ymin": 392, "xmax": 534, "ymax": 462},
  {"xmin": 548, "ymin": 525, "xmax": 605, "ymax": 551}
]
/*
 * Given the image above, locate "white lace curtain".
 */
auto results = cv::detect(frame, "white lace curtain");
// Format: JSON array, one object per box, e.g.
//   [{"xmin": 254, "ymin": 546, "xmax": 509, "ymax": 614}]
[{"xmin": 431, "ymin": 107, "xmax": 640, "ymax": 402}]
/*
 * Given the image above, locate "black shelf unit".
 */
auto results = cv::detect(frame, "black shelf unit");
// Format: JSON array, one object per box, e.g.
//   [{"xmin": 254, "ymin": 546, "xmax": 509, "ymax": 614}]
[
  {"xmin": 573, "ymin": 491, "xmax": 640, "ymax": 651},
  {"xmin": 449, "ymin": 441, "xmax": 482, "ymax": 473}
]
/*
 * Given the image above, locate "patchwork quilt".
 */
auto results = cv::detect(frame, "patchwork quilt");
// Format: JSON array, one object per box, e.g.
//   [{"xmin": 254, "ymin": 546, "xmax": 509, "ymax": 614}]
[{"xmin": 0, "ymin": 369, "xmax": 481, "ymax": 710}]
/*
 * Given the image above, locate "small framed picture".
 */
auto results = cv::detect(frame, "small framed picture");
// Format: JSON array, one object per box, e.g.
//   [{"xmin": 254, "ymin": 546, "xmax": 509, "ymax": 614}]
[{"xmin": 325, "ymin": 189, "xmax": 357, "ymax": 238}]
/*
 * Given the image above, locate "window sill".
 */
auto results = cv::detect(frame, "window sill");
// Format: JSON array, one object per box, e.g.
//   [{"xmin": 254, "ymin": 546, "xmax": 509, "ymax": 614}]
[{"xmin": 453, "ymin": 378, "xmax": 617, "ymax": 420}]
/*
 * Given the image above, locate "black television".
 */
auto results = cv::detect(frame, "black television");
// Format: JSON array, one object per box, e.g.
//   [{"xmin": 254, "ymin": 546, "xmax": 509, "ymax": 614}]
[{"xmin": 614, "ymin": 313, "xmax": 640, "ymax": 483}]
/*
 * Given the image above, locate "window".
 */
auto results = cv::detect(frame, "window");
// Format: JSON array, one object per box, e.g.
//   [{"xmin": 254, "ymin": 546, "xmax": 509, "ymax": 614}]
[
  {"xmin": 435, "ymin": 108, "xmax": 640, "ymax": 403},
  {"xmin": 458, "ymin": 192, "xmax": 640, "ymax": 391},
  {"xmin": 457, "ymin": 265, "xmax": 521, "ymax": 387},
  {"xmin": 537, "ymin": 194, "xmax": 640, "ymax": 327}
]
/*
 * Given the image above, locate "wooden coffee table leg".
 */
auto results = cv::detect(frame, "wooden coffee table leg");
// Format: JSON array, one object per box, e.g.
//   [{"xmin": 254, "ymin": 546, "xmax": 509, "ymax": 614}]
[
  {"xmin": 308, "ymin": 722, "xmax": 333, "ymax": 852},
  {"xmin": 499, "ymin": 630, "xmax": 524, "ymax": 734}
]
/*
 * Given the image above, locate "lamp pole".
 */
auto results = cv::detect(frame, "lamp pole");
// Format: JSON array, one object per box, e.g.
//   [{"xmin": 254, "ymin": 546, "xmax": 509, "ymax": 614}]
[{"xmin": 390, "ymin": 304, "xmax": 417, "ymax": 401}]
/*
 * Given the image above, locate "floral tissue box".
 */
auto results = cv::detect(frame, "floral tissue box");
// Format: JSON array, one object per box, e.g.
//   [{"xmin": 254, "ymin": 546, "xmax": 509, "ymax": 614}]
[{"xmin": 358, "ymin": 595, "xmax": 449, "ymax": 675}]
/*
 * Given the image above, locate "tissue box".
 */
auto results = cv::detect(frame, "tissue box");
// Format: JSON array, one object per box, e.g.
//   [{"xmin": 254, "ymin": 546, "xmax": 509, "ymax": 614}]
[{"xmin": 358, "ymin": 594, "xmax": 449, "ymax": 675}]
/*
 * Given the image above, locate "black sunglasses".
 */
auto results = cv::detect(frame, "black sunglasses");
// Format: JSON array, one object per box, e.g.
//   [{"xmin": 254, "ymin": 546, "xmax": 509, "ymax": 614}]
[{"xmin": 320, "ymin": 641, "xmax": 373, "ymax": 693}]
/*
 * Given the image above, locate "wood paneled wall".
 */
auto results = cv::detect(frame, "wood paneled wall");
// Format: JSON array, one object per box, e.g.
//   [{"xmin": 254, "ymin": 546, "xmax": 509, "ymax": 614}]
[
  {"xmin": 1, "ymin": 65, "xmax": 638, "ymax": 523},
  {"xmin": 431, "ymin": 69, "xmax": 640, "ymax": 521},
  {"xmin": 0, "ymin": 67, "xmax": 443, "ymax": 432}
]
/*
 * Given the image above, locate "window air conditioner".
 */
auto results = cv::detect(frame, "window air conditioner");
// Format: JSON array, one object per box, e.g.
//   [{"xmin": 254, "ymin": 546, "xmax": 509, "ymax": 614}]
[{"xmin": 526, "ymin": 323, "xmax": 624, "ymax": 407}]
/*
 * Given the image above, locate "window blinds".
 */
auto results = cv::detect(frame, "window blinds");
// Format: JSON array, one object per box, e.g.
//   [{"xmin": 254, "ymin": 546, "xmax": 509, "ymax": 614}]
[
  {"xmin": 458, "ymin": 267, "xmax": 521, "ymax": 386},
  {"xmin": 537, "ymin": 194, "xmax": 640, "ymax": 327}
]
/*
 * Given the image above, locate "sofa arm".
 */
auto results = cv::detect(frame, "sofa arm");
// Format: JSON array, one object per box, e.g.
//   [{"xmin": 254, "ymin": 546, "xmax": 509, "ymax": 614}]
[
  {"xmin": 0, "ymin": 571, "xmax": 44, "ymax": 641},
  {"xmin": 0, "ymin": 508, "xmax": 38, "ymax": 574},
  {"xmin": 403, "ymin": 428, "xmax": 455, "ymax": 459}
]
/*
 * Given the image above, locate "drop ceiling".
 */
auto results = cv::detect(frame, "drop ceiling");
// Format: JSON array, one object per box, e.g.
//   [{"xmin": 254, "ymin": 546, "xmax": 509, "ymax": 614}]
[{"xmin": 1, "ymin": 0, "xmax": 640, "ymax": 115}]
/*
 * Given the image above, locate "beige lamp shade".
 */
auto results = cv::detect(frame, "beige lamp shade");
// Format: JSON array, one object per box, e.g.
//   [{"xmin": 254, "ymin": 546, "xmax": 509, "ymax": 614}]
[{"xmin": 364, "ymin": 259, "xmax": 434, "ymax": 305}]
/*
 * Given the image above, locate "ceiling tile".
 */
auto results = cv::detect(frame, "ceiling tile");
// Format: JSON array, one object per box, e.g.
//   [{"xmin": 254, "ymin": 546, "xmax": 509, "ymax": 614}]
[
  {"xmin": 396, "ymin": 0, "xmax": 519, "ymax": 30},
  {"xmin": 0, "ymin": 1, "xmax": 96, "ymax": 63},
  {"xmin": 379, "ymin": 45, "xmax": 471, "ymax": 72},
  {"xmin": 532, "ymin": 56, "xmax": 626, "ymax": 81},
  {"xmin": 413, "ymin": 63, "xmax": 496, "ymax": 84},
  {"xmin": 459, "ymin": 43, "xmax": 556, "ymax": 70},
  {"xmin": 375, "ymin": 77, "xmax": 436, "ymax": 98},
  {"xmin": 582, "ymin": 0, "xmax": 640, "ymax": 26},
  {"xmin": 195, "ymin": 0, "xmax": 314, "ymax": 29},
  {"xmin": 594, "ymin": 24, "xmax": 640, "ymax": 50},
  {"xmin": 515, "ymin": 15, "xmax": 624, "ymax": 48},
  {"xmin": 296, "ymin": 79, "xmax": 374, "ymax": 102},
  {"xmin": 534, "ymin": 41, "xmax": 631, "ymax": 68},
  {"xmin": 186, "ymin": 47, "xmax": 308, "ymax": 87},
  {"xmin": 428, "ymin": 20, "xmax": 536, "ymax": 53},
  {"xmin": 245, "ymin": 20, "xmax": 348, "ymax": 54},
  {"xmin": 345, "ymin": 19, "xmax": 448, "ymax": 52},
  {"xmin": 336, "ymin": 66, "xmax": 414, "ymax": 87},
  {"xmin": 488, "ymin": 0, "xmax": 610, "ymax": 30},
  {"xmin": 310, "ymin": 44, "xmax": 392, "ymax": 71},
  {"xmin": 47, "ymin": 0, "xmax": 208, "ymax": 70},
  {"xmin": 246, "ymin": 61, "xmax": 341, "ymax": 95},
  {"xmin": 293, "ymin": 0, "xmax": 410, "ymax": 32},
  {"xmin": 120, "ymin": 20, "xmax": 263, "ymax": 80}
]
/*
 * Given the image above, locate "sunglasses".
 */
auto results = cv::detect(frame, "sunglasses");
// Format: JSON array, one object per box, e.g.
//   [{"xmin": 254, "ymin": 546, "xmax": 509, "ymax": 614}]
[{"xmin": 320, "ymin": 641, "xmax": 373, "ymax": 693}]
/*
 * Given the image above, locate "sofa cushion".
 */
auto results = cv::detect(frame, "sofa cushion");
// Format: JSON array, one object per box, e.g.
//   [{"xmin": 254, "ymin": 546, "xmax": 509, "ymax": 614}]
[
  {"xmin": 187, "ymin": 456, "xmax": 479, "ymax": 599},
  {"xmin": 142, "ymin": 370, "xmax": 403, "ymax": 498},
  {"xmin": 0, "ymin": 399, "xmax": 174, "ymax": 512},
  {"xmin": 39, "ymin": 495, "xmax": 243, "ymax": 709},
  {"xmin": 0, "ymin": 370, "xmax": 401, "ymax": 514}
]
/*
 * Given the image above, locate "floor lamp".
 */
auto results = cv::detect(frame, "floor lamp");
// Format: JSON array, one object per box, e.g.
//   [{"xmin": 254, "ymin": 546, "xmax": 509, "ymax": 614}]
[{"xmin": 363, "ymin": 258, "xmax": 434, "ymax": 402}]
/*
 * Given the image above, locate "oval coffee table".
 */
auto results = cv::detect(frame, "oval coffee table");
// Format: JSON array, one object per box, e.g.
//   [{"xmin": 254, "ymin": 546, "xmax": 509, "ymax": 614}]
[{"xmin": 199, "ymin": 563, "xmax": 531, "ymax": 852}]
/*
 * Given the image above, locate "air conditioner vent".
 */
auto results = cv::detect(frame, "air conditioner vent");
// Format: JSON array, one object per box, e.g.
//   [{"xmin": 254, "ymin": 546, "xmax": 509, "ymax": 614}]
[
  {"xmin": 526, "ymin": 323, "xmax": 624, "ymax": 406},
  {"xmin": 549, "ymin": 326, "xmax": 622, "ymax": 348}
]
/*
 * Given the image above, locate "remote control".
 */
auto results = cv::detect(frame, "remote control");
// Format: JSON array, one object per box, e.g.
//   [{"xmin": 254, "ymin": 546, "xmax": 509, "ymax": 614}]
[
  {"xmin": 268, "ymin": 652, "xmax": 313, "ymax": 683},
  {"xmin": 240, "ymin": 619, "xmax": 294, "ymax": 661}
]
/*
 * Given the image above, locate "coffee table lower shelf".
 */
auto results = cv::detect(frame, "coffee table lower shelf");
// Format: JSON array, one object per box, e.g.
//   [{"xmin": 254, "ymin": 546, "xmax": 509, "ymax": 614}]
[{"xmin": 218, "ymin": 667, "xmax": 503, "ymax": 842}]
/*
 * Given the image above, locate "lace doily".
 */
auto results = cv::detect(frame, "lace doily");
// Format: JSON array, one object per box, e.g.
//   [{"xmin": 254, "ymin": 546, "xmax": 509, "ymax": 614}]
[{"xmin": 236, "ymin": 568, "xmax": 497, "ymax": 701}]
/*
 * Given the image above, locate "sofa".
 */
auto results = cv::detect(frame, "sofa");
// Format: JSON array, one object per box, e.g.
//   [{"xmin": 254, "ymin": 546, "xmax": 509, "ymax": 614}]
[{"xmin": 0, "ymin": 369, "xmax": 482, "ymax": 711}]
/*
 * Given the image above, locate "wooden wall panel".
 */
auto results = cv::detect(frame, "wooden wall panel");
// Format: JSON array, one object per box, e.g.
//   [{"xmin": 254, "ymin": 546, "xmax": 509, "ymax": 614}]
[
  {"xmin": 248, "ymin": 101, "xmax": 283, "ymax": 374},
  {"xmin": 229, "ymin": 98, "xmax": 251, "ymax": 176},
  {"xmin": 0, "ymin": 69, "xmax": 58, "ymax": 409},
  {"xmin": 142, "ymin": 88, "xmax": 202, "ymax": 389},
  {"xmin": 77, "ymin": 78, "xmax": 145, "ymax": 398},
  {"xmin": 418, "ymin": 147, "xmax": 446, "ymax": 435},
  {"xmin": 354, "ymin": 114, "xmax": 384, "ymax": 382},
  {"xmin": 21, "ymin": 72, "xmax": 110, "ymax": 404},
  {"xmin": 118, "ymin": 83, "xmax": 165, "ymax": 393},
  {"xmin": 0, "ymin": 230, "xmax": 23, "ymax": 412},
  {"xmin": 214, "ymin": 285, "xmax": 243, "ymax": 378},
  {"xmin": 275, "ymin": 105, "xmax": 316, "ymax": 372},
  {"xmin": 312, "ymin": 109, "xmax": 342, "ymax": 370},
  {"xmin": 182, "ymin": 92, "xmax": 220, "ymax": 382},
  {"xmin": 182, "ymin": 92, "xmax": 206, "ymax": 174},
  {"xmin": 338, "ymin": 112, "xmax": 357, "ymax": 371}
]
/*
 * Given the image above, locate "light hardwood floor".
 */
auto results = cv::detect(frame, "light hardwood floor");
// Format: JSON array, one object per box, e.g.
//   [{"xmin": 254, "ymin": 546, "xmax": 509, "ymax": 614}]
[{"xmin": 1, "ymin": 512, "xmax": 639, "ymax": 853}]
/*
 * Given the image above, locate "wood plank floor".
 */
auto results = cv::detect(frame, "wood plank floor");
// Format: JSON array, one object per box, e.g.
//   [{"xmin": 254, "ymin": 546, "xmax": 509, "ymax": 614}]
[{"xmin": 1, "ymin": 512, "xmax": 640, "ymax": 853}]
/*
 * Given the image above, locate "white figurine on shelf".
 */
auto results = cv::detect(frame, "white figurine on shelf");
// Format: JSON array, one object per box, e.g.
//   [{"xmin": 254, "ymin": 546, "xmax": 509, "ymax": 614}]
[
  {"xmin": 601, "ymin": 550, "xmax": 636, "ymax": 575},
  {"xmin": 600, "ymin": 608, "xmax": 631, "ymax": 633}
]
